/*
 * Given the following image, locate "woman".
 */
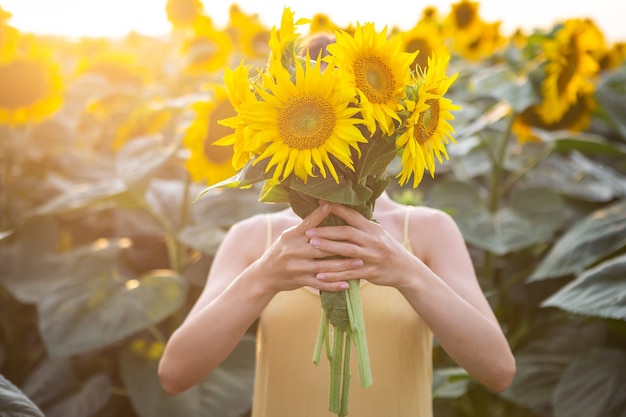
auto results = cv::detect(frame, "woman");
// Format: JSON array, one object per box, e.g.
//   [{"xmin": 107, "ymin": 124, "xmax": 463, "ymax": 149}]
[{"xmin": 158, "ymin": 192, "xmax": 516, "ymax": 416}]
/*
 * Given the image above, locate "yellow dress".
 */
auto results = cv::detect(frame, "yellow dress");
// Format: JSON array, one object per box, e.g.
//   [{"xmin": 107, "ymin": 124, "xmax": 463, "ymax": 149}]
[{"xmin": 252, "ymin": 209, "xmax": 433, "ymax": 417}]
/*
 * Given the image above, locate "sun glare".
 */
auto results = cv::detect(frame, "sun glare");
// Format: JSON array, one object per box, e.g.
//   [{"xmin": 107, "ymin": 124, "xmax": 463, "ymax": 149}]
[{"xmin": 0, "ymin": 0, "xmax": 623, "ymax": 41}]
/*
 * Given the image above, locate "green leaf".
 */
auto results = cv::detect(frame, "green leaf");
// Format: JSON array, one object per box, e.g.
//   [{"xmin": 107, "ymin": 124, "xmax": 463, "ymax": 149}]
[
  {"xmin": 33, "ymin": 179, "xmax": 130, "ymax": 215},
  {"xmin": 42, "ymin": 373, "xmax": 110, "ymax": 417},
  {"xmin": 500, "ymin": 319, "xmax": 606, "ymax": 414},
  {"xmin": 354, "ymin": 135, "xmax": 397, "ymax": 182},
  {"xmin": 526, "ymin": 154, "xmax": 615, "ymax": 202},
  {"xmin": 432, "ymin": 367, "xmax": 471, "ymax": 399},
  {"xmin": 542, "ymin": 253, "xmax": 626, "ymax": 320},
  {"xmin": 529, "ymin": 200, "xmax": 626, "ymax": 281},
  {"xmin": 115, "ymin": 136, "xmax": 178, "ymax": 188},
  {"xmin": 0, "ymin": 374, "xmax": 45, "ymax": 417},
  {"xmin": 289, "ymin": 175, "xmax": 372, "ymax": 207},
  {"xmin": 195, "ymin": 158, "xmax": 269, "ymax": 202},
  {"xmin": 469, "ymin": 64, "xmax": 540, "ymax": 112},
  {"xmin": 21, "ymin": 358, "xmax": 74, "ymax": 408},
  {"xmin": 428, "ymin": 181, "xmax": 564, "ymax": 255},
  {"xmin": 552, "ymin": 133, "xmax": 626, "ymax": 156},
  {"xmin": 596, "ymin": 66, "xmax": 626, "ymax": 141},
  {"xmin": 38, "ymin": 255, "xmax": 187, "ymax": 356},
  {"xmin": 553, "ymin": 348, "xmax": 626, "ymax": 417},
  {"xmin": 120, "ymin": 335, "xmax": 255, "ymax": 417}
]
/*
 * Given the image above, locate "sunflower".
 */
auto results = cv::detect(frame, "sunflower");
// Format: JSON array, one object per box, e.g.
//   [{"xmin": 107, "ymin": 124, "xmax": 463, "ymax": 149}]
[
  {"xmin": 214, "ymin": 62, "xmax": 258, "ymax": 170},
  {"xmin": 395, "ymin": 52, "xmax": 461, "ymax": 188},
  {"xmin": 165, "ymin": 0, "xmax": 204, "ymax": 30},
  {"xmin": 227, "ymin": 5, "xmax": 270, "ymax": 61},
  {"xmin": 537, "ymin": 18, "xmax": 603, "ymax": 124},
  {"xmin": 458, "ymin": 21, "xmax": 505, "ymax": 61},
  {"xmin": 268, "ymin": 7, "xmax": 309, "ymax": 70},
  {"xmin": 0, "ymin": 37, "xmax": 64, "ymax": 125},
  {"xmin": 309, "ymin": 13, "xmax": 339, "ymax": 34},
  {"xmin": 326, "ymin": 23, "xmax": 417, "ymax": 136},
  {"xmin": 514, "ymin": 91, "xmax": 596, "ymax": 144},
  {"xmin": 0, "ymin": 6, "xmax": 20, "ymax": 62},
  {"xmin": 600, "ymin": 42, "xmax": 626, "ymax": 70},
  {"xmin": 181, "ymin": 15, "xmax": 234, "ymax": 75},
  {"xmin": 183, "ymin": 85, "xmax": 238, "ymax": 185},
  {"xmin": 443, "ymin": 0, "xmax": 484, "ymax": 40},
  {"xmin": 401, "ymin": 19, "xmax": 446, "ymax": 72},
  {"xmin": 237, "ymin": 52, "xmax": 367, "ymax": 183}
]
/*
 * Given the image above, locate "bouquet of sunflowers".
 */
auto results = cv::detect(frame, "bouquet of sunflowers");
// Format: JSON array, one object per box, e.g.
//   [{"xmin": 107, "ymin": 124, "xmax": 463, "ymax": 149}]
[{"xmin": 198, "ymin": 7, "xmax": 460, "ymax": 417}]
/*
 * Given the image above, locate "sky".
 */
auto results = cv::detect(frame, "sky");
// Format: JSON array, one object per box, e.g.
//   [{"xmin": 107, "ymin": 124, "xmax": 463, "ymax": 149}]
[{"xmin": 2, "ymin": 0, "xmax": 625, "ymax": 42}]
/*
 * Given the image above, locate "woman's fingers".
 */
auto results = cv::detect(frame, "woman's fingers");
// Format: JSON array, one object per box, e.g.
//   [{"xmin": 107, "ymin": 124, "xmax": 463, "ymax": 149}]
[{"xmin": 297, "ymin": 202, "xmax": 331, "ymax": 231}]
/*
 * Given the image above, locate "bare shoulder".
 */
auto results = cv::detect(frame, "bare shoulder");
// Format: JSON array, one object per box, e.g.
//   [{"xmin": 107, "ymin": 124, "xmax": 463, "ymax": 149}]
[
  {"xmin": 405, "ymin": 205, "xmax": 465, "ymax": 261},
  {"xmin": 221, "ymin": 208, "xmax": 297, "ymax": 261}
]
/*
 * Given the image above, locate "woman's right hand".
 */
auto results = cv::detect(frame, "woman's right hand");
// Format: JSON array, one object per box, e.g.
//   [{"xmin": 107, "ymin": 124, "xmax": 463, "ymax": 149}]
[{"xmin": 257, "ymin": 203, "xmax": 364, "ymax": 294}]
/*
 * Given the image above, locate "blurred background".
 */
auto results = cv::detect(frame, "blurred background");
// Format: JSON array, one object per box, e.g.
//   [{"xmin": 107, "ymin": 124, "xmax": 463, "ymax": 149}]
[{"xmin": 1, "ymin": 1, "xmax": 625, "ymax": 416}]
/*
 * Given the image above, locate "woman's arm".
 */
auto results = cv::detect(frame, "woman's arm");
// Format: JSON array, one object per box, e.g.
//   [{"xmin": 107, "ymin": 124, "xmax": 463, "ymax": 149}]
[
  {"xmin": 305, "ymin": 203, "xmax": 516, "ymax": 392},
  {"xmin": 158, "ymin": 204, "xmax": 362, "ymax": 394}
]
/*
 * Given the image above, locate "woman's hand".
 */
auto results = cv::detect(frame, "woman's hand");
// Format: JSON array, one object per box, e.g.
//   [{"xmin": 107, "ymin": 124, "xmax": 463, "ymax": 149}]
[
  {"xmin": 304, "ymin": 202, "xmax": 418, "ymax": 289},
  {"xmin": 258, "ymin": 203, "xmax": 365, "ymax": 294}
]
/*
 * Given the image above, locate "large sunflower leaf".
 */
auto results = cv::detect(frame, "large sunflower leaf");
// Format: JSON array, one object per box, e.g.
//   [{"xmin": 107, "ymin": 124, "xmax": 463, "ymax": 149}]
[
  {"xmin": 0, "ymin": 374, "xmax": 45, "ymax": 417},
  {"xmin": 595, "ymin": 66, "xmax": 626, "ymax": 141},
  {"xmin": 33, "ymin": 179, "xmax": 131, "ymax": 216},
  {"xmin": 432, "ymin": 367, "xmax": 471, "ymax": 399},
  {"xmin": 21, "ymin": 357, "xmax": 74, "ymax": 408},
  {"xmin": 469, "ymin": 64, "xmax": 539, "ymax": 112},
  {"xmin": 526, "ymin": 154, "xmax": 616, "ymax": 202},
  {"xmin": 541, "ymin": 253, "xmax": 626, "ymax": 320},
  {"xmin": 428, "ymin": 181, "xmax": 564, "ymax": 255},
  {"xmin": 553, "ymin": 348, "xmax": 626, "ymax": 417},
  {"xmin": 289, "ymin": 175, "xmax": 372, "ymax": 206},
  {"xmin": 196, "ymin": 158, "xmax": 269, "ymax": 200},
  {"xmin": 529, "ymin": 199, "xmax": 626, "ymax": 281},
  {"xmin": 42, "ymin": 373, "xmax": 110, "ymax": 417},
  {"xmin": 38, "ymin": 259, "xmax": 186, "ymax": 357},
  {"xmin": 120, "ymin": 335, "xmax": 255, "ymax": 417},
  {"xmin": 115, "ymin": 135, "xmax": 178, "ymax": 188},
  {"xmin": 500, "ymin": 319, "xmax": 606, "ymax": 414}
]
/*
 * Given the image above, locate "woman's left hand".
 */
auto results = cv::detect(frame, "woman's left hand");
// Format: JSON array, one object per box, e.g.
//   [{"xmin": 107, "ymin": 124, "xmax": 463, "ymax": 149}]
[{"xmin": 305, "ymin": 202, "xmax": 418, "ymax": 288}]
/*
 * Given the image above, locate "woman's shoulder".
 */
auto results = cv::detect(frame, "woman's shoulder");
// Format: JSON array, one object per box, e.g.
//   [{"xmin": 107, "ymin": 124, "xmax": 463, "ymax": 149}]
[{"xmin": 227, "ymin": 208, "xmax": 296, "ymax": 241}]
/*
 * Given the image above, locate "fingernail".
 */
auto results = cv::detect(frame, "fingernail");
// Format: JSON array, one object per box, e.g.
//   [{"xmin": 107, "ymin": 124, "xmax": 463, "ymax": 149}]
[
  {"xmin": 309, "ymin": 238, "xmax": 321, "ymax": 248},
  {"xmin": 339, "ymin": 282, "xmax": 349, "ymax": 290},
  {"xmin": 305, "ymin": 229, "xmax": 317, "ymax": 237},
  {"xmin": 316, "ymin": 273, "xmax": 326, "ymax": 280},
  {"xmin": 352, "ymin": 260, "xmax": 363, "ymax": 267}
]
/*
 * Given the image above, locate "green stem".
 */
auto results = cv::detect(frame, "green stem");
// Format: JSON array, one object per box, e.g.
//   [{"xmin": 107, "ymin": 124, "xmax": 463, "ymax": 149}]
[
  {"xmin": 488, "ymin": 112, "xmax": 515, "ymax": 213},
  {"xmin": 483, "ymin": 112, "xmax": 515, "ymax": 281},
  {"xmin": 346, "ymin": 279, "xmax": 372, "ymax": 387},
  {"xmin": 329, "ymin": 327, "xmax": 344, "ymax": 413},
  {"xmin": 501, "ymin": 143, "xmax": 552, "ymax": 194},
  {"xmin": 340, "ymin": 331, "xmax": 352, "ymax": 417},
  {"xmin": 312, "ymin": 308, "xmax": 327, "ymax": 366}
]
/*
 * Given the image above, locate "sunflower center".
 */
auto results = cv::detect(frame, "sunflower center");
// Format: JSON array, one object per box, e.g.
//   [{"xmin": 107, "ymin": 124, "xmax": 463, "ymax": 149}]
[
  {"xmin": 354, "ymin": 56, "xmax": 395, "ymax": 104},
  {"xmin": 557, "ymin": 43, "xmax": 580, "ymax": 94},
  {"xmin": 415, "ymin": 96, "xmax": 440, "ymax": 144},
  {"xmin": 0, "ymin": 60, "xmax": 49, "ymax": 109},
  {"xmin": 278, "ymin": 95, "xmax": 335, "ymax": 149},
  {"xmin": 454, "ymin": 3, "xmax": 476, "ymax": 30},
  {"xmin": 406, "ymin": 38, "xmax": 430, "ymax": 71},
  {"xmin": 205, "ymin": 100, "xmax": 236, "ymax": 163}
]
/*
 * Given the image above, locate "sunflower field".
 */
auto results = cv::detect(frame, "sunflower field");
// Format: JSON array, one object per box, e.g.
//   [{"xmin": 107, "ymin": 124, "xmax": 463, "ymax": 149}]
[{"xmin": 1, "ymin": 0, "xmax": 626, "ymax": 416}]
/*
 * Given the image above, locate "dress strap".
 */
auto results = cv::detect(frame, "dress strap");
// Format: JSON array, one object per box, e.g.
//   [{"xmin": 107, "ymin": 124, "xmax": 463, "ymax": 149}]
[{"xmin": 403, "ymin": 206, "xmax": 414, "ymax": 253}]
